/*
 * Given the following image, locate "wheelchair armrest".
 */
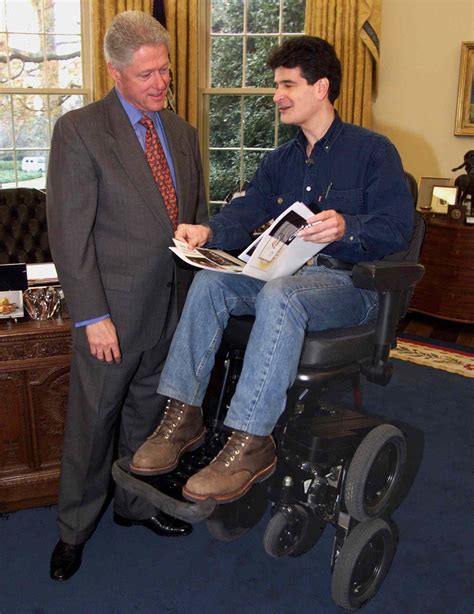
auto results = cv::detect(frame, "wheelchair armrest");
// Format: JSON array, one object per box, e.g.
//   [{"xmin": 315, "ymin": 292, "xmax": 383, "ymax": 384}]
[
  {"xmin": 352, "ymin": 261, "xmax": 425, "ymax": 385},
  {"xmin": 352, "ymin": 261, "xmax": 425, "ymax": 292}
]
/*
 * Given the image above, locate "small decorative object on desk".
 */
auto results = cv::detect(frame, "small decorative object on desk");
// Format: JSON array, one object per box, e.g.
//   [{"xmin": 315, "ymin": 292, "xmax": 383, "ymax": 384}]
[
  {"xmin": 430, "ymin": 186, "xmax": 458, "ymax": 214},
  {"xmin": 447, "ymin": 203, "xmax": 466, "ymax": 223},
  {"xmin": 418, "ymin": 177, "xmax": 451, "ymax": 210},
  {"xmin": 23, "ymin": 286, "xmax": 61, "ymax": 320},
  {"xmin": 452, "ymin": 150, "xmax": 474, "ymax": 210},
  {"xmin": 0, "ymin": 263, "xmax": 27, "ymax": 320}
]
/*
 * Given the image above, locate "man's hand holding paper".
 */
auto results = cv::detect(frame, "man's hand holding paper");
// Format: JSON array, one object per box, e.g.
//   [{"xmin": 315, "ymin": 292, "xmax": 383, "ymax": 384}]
[
  {"xmin": 175, "ymin": 223, "xmax": 212, "ymax": 249},
  {"xmin": 298, "ymin": 210, "xmax": 346, "ymax": 243}
]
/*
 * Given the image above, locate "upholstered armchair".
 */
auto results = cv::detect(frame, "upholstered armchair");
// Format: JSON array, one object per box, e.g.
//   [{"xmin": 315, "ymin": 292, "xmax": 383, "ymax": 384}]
[{"xmin": 0, "ymin": 188, "xmax": 52, "ymax": 264}]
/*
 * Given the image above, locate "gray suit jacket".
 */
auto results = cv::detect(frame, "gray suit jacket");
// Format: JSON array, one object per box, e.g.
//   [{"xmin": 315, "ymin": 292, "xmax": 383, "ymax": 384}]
[{"xmin": 47, "ymin": 90, "xmax": 208, "ymax": 352}]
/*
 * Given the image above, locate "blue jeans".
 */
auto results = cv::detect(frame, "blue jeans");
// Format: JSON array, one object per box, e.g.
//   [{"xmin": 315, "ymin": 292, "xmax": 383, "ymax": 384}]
[{"xmin": 158, "ymin": 263, "xmax": 378, "ymax": 435}]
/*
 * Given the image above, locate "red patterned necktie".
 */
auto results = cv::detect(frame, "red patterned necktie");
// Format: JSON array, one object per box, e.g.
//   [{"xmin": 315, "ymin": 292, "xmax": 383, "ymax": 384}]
[{"xmin": 139, "ymin": 114, "xmax": 178, "ymax": 230}]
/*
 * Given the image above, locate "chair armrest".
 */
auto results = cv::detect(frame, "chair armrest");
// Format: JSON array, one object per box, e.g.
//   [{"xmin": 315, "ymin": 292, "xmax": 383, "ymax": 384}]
[
  {"xmin": 352, "ymin": 261, "xmax": 425, "ymax": 292},
  {"xmin": 353, "ymin": 261, "xmax": 425, "ymax": 385}
]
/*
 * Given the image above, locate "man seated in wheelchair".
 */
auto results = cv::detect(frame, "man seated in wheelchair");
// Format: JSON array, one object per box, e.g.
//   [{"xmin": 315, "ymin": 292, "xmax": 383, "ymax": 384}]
[{"xmin": 130, "ymin": 36, "xmax": 414, "ymax": 505}]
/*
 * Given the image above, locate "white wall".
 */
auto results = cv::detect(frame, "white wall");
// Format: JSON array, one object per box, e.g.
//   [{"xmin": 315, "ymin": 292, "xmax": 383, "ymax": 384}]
[{"xmin": 372, "ymin": 0, "xmax": 474, "ymax": 183}]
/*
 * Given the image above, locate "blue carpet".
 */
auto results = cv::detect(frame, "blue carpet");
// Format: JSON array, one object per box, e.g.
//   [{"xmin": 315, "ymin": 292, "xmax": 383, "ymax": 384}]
[{"xmin": 1, "ymin": 360, "xmax": 473, "ymax": 614}]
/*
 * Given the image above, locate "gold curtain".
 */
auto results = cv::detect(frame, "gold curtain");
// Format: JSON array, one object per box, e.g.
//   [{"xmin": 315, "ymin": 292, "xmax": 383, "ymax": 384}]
[
  {"xmin": 92, "ymin": 0, "xmax": 152, "ymax": 101},
  {"xmin": 305, "ymin": 0, "xmax": 381, "ymax": 128},
  {"xmin": 164, "ymin": 0, "xmax": 199, "ymax": 127}
]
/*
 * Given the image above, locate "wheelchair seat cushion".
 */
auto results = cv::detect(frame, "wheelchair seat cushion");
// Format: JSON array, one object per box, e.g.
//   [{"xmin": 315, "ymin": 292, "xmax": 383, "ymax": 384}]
[
  {"xmin": 299, "ymin": 323, "xmax": 376, "ymax": 368},
  {"xmin": 223, "ymin": 317, "xmax": 376, "ymax": 371}
]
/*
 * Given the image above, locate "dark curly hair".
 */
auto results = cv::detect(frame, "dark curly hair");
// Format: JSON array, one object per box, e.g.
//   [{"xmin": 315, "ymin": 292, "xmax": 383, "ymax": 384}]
[{"xmin": 267, "ymin": 36, "xmax": 342, "ymax": 104}]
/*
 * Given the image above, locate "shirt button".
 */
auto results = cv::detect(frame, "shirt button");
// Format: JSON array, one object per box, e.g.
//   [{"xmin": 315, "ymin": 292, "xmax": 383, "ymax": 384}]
[
  {"xmin": 349, "ymin": 235, "xmax": 354, "ymax": 241},
  {"xmin": 277, "ymin": 196, "xmax": 284, "ymax": 204},
  {"xmin": 305, "ymin": 186, "xmax": 311, "ymax": 192},
  {"xmin": 325, "ymin": 146, "xmax": 329, "ymax": 151}
]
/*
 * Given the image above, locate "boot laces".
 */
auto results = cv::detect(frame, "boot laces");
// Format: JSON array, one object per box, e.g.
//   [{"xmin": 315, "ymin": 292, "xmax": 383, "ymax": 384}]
[
  {"xmin": 215, "ymin": 431, "xmax": 249, "ymax": 467},
  {"xmin": 149, "ymin": 399, "xmax": 185, "ymax": 440}
]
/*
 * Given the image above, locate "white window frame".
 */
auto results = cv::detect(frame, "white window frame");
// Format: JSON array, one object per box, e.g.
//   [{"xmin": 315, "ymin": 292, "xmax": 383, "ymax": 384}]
[
  {"xmin": 0, "ymin": 0, "xmax": 93, "ymax": 188},
  {"xmin": 198, "ymin": 0, "xmax": 304, "ymax": 210}
]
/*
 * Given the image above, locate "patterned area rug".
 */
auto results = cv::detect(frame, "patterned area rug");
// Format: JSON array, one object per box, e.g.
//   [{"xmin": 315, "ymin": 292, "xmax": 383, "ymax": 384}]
[{"xmin": 393, "ymin": 337, "xmax": 474, "ymax": 378}]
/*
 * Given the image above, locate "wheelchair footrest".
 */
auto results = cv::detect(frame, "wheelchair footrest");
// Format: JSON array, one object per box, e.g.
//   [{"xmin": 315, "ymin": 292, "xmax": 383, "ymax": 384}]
[{"xmin": 112, "ymin": 457, "xmax": 216, "ymax": 523}]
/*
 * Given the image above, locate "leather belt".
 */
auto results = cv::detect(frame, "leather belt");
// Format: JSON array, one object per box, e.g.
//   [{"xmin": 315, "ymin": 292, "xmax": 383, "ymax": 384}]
[{"xmin": 317, "ymin": 254, "xmax": 354, "ymax": 271}]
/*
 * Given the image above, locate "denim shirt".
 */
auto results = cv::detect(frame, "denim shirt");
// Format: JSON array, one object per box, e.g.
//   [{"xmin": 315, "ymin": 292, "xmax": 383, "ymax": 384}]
[{"xmin": 207, "ymin": 114, "xmax": 414, "ymax": 263}]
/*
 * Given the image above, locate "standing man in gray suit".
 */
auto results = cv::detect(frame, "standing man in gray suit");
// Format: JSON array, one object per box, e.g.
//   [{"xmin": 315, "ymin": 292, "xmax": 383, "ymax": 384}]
[{"xmin": 46, "ymin": 10, "xmax": 208, "ymax": 581}]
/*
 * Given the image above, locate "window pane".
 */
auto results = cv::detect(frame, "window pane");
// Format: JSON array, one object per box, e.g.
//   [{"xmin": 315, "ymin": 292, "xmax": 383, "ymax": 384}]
[
  {"xmin": 15, "ymin": 149, "xmax": 47, "ymax": 188},
  {"xmin": 7, "ymin": 33, "xmax": 45, "ymax": 87},
  {"xmin": 0, "ymin": 95, "xmax": 13, "ymax": 148},
  {"xmin": 1, "ymin": 0, "xmax": 89, "ymax": 189},
  {"xmin": 247, "ymin": 0, "xmax": 279, "ymax": 33},
  {"xmin": 211, "ymin": 0, "xmax": 243, "ymax": 33},
  {"xmin": 6, "ymin": 1, "xmax": 41, "ymax": 33},
  {"xmin": 243, "ymin": 95, "xmax": 274, "ymax": 148},
  {"xmin": 246, "ymin": 35, "xmax": 277, "ymax": 87},
  {"xmin": 0, "ymin": 3, "xmax": 5, "ymax": 30},
  {"xmin": 211, "ymin": 36, "xmax": 243, "ymax": 87},
  {"xmin": 0, "ymin": 32, "xmax": 8, "ymax": 82},
  {"xmin": 13, "ymin": 94, "xmax": 49, "ymax": 148},
  {"xmin": 243, "ymin": 150, "xmax": 268, "ymax": 184},
  {"xmin": 46, "ymin": 34, "xmax": 81, "ymax": 87},
  {"xmin": 209, "ymin": 149, "xmax": 240, "ymax": 202},
  {"xmin": 0, "ymin": 151, "xmax": 16, "ymax": 187},
  {"xmin": 209, "ymin": 95, "xmax": 241, "ymax": 148},
  {"xmin": 49, "ymin": 93, "xmax": 84, "ymax": 129},
  {"xmin": 282, "ymin": 0, "xmax": 306, "ymax": 32},
  {"xmin": 45, "ymin": 1, "xmax": 81, "ymax": 34}
]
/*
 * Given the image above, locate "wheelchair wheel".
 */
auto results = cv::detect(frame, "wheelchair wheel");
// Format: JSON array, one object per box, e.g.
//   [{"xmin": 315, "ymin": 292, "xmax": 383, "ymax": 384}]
[
  {"xmin": 331, "ymin": 518, "xmax": 396, "ymax": 611},
  {"xmin": 263, "ymin": 504, "xmax": 325, "ymax": 558},
  {"xmin": 206, "ymin": 483, "xmax": 268, "ymax": 541},
  {"xmin": 344, "ymin": 424, "xmax": 406, "ymax": 522}
]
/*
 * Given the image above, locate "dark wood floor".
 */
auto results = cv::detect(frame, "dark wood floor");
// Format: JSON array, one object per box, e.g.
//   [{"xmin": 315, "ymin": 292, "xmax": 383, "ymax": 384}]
[{"xmin": 399, "ymin": 311, "xmax": 474, "ymax": 349}]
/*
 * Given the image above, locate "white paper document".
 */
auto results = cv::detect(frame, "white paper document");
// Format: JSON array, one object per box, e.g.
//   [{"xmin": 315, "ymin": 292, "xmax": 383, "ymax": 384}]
[
  {"xmin": 170, "ymin": 201, "xmax": 329, "ymax": 281},
  {"xmin": 26, "ymin": 262, "xmax": 59, "ymax": 285}
]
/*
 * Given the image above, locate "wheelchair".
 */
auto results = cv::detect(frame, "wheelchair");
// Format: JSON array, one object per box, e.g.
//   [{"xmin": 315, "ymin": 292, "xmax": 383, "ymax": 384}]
[{"xmin": 113, "ymin": 210, "xmax": 425, "ymax": 611}]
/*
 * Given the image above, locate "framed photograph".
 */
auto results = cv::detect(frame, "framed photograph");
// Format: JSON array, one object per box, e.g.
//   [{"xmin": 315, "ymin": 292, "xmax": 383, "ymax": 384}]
[
  {"xmin": 418, "ymin": 177, "xmax": 451, "ymax": 210},
  {"xmin": 430, "ymin": 186, "xmax": 458, "ymax": 214},
  {"xmin": 455, "ymin": 41, "xmax": 474, "ymax": 136}
]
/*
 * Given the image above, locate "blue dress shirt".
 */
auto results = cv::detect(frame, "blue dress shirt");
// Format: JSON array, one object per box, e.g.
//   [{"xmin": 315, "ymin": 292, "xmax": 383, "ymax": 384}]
[
  {"xmin": 207, "ymin": 113, "xmax": 414, "ymax": 263},
  {"xmin": 75, "ymin": 90, "xmax": 177, "ymax": 329}
]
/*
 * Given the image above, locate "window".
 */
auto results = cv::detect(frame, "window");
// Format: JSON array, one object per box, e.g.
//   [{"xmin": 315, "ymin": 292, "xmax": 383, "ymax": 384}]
[
  {"xmin": 0, "ymin": 0, "xmax": 92, "ymax": 188},
  {"xmin": 199, "ymin": 0, "xmax": 305, "ymax": 214}
]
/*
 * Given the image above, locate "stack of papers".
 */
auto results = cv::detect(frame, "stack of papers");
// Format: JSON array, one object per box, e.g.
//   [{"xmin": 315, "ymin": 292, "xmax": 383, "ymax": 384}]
[{"xmin": 170, "ymin": 202, "xmax": 329, "ymax": 281}]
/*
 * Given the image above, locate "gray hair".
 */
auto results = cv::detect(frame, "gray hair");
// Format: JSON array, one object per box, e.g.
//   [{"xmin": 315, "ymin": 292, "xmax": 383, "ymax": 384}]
[{"xmin": 104, "ymin": 10, "xmax": 170, "ymax": 70}]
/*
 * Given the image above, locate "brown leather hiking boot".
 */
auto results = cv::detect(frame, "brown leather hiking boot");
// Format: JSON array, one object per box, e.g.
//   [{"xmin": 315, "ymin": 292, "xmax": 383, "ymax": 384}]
[
  {"xmin": 182, "ymin": 430, "xmax": 276, "ymax": 504},
  {"xmin": 130, "ymin": 399, "xmax": 206, "ymax": 476}
]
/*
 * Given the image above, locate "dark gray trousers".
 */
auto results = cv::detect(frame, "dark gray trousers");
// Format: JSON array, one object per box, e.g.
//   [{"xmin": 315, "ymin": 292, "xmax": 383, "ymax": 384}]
[{"xmin": 57, "ymin": 329, "xmax": 173, "ymax": 545}]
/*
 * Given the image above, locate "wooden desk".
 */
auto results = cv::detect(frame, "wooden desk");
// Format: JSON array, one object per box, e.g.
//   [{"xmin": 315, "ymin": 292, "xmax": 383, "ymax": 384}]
[
  {"xmin": 0, "ymin": 317, "xmax": 71, "ymax": 512},
  {"xmin": 410, "ymin": 214, "xmax": 474, "ymax": 324}
]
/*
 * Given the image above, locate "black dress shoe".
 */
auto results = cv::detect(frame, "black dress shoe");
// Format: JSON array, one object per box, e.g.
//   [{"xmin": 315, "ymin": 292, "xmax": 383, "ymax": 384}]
[
  {"xmin": 113, "ymin": 511, "xmax": 192, "ymax": 536},
  {"xmin": 50, "ymin": 539, "xmax": 84, "ymax": 581}
]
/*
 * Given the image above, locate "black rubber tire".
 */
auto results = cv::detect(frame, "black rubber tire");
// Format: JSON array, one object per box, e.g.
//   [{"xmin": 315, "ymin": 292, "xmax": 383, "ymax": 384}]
[
  {"xmin": 206, "ymin": 485, "xmax": 268, "ymax": 541},
  {"xmin": 331, "ymin": 518, "xmax": 396, "ymax": 611},
  {"xmin": 289, "ymin": 507, "xmax": 326, "ymax": 557},
  {"xmin": 344, "ymin": 424, "xmax": 407, "ymax": 522},
  {"xmin": 263, "ymin": 505, "xmax": 325, "ymax": 558}
]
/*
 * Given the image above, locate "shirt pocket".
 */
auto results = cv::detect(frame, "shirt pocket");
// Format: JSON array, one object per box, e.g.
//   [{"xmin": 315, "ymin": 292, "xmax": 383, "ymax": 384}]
[{"xmin": 324, "ymin": 188, "xmax": 364, "ymax": 214}]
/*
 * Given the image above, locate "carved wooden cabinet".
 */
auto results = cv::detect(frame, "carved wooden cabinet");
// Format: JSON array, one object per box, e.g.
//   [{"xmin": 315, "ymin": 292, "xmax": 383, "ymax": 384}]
[
  {"xmin": 410, "ymin": 215, "xmax": 474, "ymax": 324},
  {"xmin": 0, "ymin": 318, "xmax": 71, "ymax": 512}
]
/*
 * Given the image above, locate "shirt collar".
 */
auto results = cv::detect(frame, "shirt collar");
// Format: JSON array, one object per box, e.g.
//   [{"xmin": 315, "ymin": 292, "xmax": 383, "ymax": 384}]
[
  {"xmin": 115, "ymin": 87, "xmax": 155, "ymax": 127},
  {"xmin": 295, "ymin": 112, "xmax": 344, "ymax": 154}
]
